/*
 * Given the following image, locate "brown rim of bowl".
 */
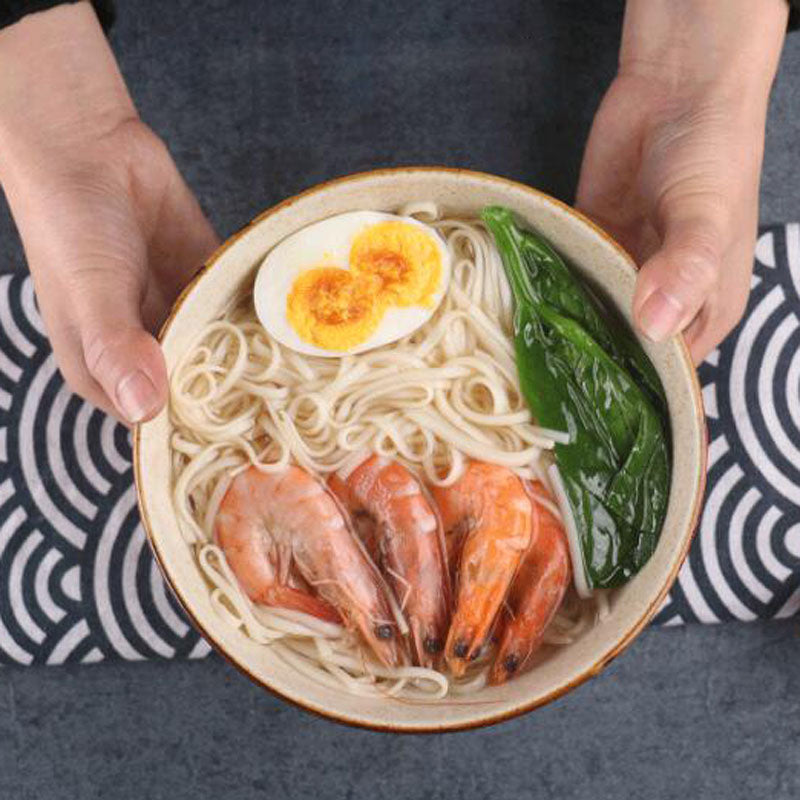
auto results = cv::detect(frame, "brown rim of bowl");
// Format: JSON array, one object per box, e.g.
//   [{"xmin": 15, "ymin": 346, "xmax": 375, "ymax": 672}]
[{"xmin": 133, "ymin": 166, "xmax": 708, "ymax": 734}]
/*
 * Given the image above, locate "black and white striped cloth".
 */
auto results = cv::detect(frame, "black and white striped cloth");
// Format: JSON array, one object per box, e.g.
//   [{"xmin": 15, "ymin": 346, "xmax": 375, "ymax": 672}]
[
  {"xmin": 0, "ymin": 224, "xmax": 799, "ymax": 665},
  {"xmin": 657, "ymin": 224, "xmax": 800, "ymax": 625}
]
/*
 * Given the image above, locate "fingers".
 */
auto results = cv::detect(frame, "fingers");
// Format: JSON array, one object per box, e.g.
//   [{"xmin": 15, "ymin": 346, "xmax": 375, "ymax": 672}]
[
  {"xmin": 681, "ymin": 266, "xmax": 750, "ymax": 364},
  {"xmin": 683, "ymin": 308, "xmax": 717, "ymax": 365},
  {"xmin": 83, "ymin": 164, "xmax": 216, "ymax": 420},
  {"xmin": 6, "ymin": 118, "xmax": 215, "ymax": 424},
  {"xmin": 151, "ymin": 168, "xmax": 220, "ymax": 301},
  {"xmin": 36, "ymin": 262, "xmax": 168, "ymax": 425},
  {"xmin": 44, "ymin": 317, "xmax": 120, "ymax": 421},
  {"xmin": 17, "ymin": 178, "xmax": 169, "ymax": 424},
  {"xmin": 76, "ymin": 269, "xmax": 168, "ymax": 424},
  {"xmin": 633, "ymin": 213, "xmax": 754, "ymax": 364},
  {"xmin": 634, "ymin": 212, "xmax": 724, "ymax": 344},
  {"xmin": 140, "ymin": 172, "xmax": 219, "ymax": 330},
  {"xmin": 83, "ymin": 325, "xmax": 167, "ymax": 425},
  {"xmin": 24, "ymin": 180, "xmax": 168, "ymax": 423},
  {"xmin": 576, "ymin": 71, "xmax": 764, "ymax": 364},
  {"xmin": 118, "ymin": 124, "xmax": 220, "ymax": 325}
]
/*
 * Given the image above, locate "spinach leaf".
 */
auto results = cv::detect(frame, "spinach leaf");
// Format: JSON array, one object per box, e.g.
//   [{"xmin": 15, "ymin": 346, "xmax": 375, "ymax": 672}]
[
  {"xmin": 483, "ymin": 206, "xmax": 666, "ymax": 415},
  {"xmin": 483, "ymin": 206, "xmax": 671, "ymax": 589}
]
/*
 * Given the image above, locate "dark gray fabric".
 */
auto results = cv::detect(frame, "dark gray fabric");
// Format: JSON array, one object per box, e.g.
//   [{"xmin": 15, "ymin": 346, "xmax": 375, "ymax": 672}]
[
  {"xmin": 113, "ymin": 1, "xmax": 623, "ymax": 240},
  {"xmin": 3, "ymin": 620, "xmax": 800, "ymax": 800}
]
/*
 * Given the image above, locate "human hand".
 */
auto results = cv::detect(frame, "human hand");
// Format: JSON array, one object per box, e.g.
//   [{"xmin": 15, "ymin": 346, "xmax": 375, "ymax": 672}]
[
  {"xmin": 577, "ymin": 0, "xmax": 788, "ymax": 363},
  {"xmin": 0, "ymin": 2, "xmax": 218, "ymax": 422}
]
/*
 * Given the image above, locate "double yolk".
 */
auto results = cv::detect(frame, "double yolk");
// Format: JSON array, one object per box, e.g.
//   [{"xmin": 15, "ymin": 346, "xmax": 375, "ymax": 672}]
[{"xmin": 286, "ymin": 222, "xmax": 442, "ymax": 352}]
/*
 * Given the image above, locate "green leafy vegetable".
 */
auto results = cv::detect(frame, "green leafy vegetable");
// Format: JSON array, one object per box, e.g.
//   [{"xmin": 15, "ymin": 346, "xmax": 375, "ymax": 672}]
[{"xmin": 482, "ymin": 206, "xmax": 671, "ymax": 589}]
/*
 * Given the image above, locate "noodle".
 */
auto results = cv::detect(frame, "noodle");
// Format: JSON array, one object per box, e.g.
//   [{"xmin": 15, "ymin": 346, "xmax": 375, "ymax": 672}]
[{"xmin": 169, "ymin": 205, "xmax": 608, "ymax": 701}]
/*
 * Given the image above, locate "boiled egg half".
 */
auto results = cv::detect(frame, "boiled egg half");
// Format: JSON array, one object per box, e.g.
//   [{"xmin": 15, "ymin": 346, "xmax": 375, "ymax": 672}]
[{"xmin": 253, "ymin": 211, "xmax": 451, "ymax": 357}]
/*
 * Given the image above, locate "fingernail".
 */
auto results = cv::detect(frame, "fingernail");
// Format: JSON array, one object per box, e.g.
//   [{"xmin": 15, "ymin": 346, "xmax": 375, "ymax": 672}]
[
  {"xmin": 638, "ymin": 289, "xmax": 684, "ymax": 342},
  {"xmin": 116, "ymin": 370, "xmax": 158, "ymax": 423}
]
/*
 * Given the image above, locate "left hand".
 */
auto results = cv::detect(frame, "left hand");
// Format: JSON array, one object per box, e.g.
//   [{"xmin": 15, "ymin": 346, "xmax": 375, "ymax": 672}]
[
  {"xmin": 0, "ymin": 3, "xmax": 218, "ymax": 423},
  {"xmin": 577, "ymin": 0, "xmax": 788, "ymax": 363}
]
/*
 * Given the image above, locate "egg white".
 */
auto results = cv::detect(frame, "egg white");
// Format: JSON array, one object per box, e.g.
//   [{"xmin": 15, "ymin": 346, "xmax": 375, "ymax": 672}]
[{"xmin": 253, "ymin": 211, "xmax": 451, "ymax": 357}]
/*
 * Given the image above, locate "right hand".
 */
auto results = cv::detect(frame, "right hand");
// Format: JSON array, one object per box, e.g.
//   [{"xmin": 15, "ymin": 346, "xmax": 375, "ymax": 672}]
[
  {"xmin": 0, "ymin": 2, "xmax": 218, "ymax": 423},
  {"xmin": 576, "ymin": 0, "xmax": 787, "ymax": 363}
]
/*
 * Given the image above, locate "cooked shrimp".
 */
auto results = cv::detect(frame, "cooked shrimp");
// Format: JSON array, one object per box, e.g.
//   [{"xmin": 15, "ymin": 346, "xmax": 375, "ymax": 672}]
[
  {"xmin": 215, "ymin": 465, "xmax": 404, "ymax": 667},
  {"xmin": 328, "ymin": 455, "xmax": 451, "ymax": 668},
  {"xmin": 488, "ymin": 482, "xmax": 571, "ymax": 685},
  {"xmin": 432, "ymin": 461, "xmax": 532, "ymax": 677}
]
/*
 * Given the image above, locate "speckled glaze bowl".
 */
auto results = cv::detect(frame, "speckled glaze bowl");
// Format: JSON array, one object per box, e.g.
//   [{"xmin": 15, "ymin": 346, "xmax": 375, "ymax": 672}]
[{"xmin": 134, "ymin": 168, "xmax": 707, "ymax": 732}]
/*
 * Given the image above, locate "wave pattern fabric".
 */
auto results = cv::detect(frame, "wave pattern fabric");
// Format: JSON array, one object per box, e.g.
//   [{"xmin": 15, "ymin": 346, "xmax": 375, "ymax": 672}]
[
  {"xmin": 654, "ymin": 224, "xmax": 800, "ymax": 626},
  {"xmin": 0, "ymin": 224, "xmax": 799, "ymax": 664},
  {"xmin": 0, "ymin": 273, "xmax": 209, "ymax": 665}
]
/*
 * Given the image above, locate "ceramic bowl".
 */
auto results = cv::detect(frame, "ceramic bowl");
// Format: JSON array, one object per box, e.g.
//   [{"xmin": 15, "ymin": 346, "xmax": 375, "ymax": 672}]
[{"xmin": 134, "ymin": 167, "xmax": 707, "ymax": 731}]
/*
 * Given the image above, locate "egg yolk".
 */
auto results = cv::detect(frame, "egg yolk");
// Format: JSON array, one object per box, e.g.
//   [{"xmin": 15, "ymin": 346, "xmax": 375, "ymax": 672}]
[
  {"xmin": 349, "ymin": 221, "xmax": 441, "ymax": 308},
  {"xmin": 286, "ymin": 267, "xmax": 384, "ymax": 351}
]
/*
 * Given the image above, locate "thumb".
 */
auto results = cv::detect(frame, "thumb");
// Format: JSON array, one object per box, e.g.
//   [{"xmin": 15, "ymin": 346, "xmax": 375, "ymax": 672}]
[
  {"xmin": 79, "ymin": 280, "xmax": 168, "ymax": 425},
  {"xmin": 633, "ymin": 202, "xmax": 724, "ymax": 344}
]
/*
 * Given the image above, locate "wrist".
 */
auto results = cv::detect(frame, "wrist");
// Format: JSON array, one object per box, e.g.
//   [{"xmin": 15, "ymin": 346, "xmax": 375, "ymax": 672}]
[
  {"xmin": 619, "ymin": 0, "xmax": 788, "ymax": 114},
  {"xmin": 0, "ymin": 2, "xmax": 136, "ymax": 194}
]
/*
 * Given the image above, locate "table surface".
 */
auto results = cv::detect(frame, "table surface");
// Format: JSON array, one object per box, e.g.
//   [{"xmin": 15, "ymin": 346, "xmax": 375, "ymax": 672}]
[{"xmin": 1, "ymin": 2, "xmax": 799, "ymax": 798}]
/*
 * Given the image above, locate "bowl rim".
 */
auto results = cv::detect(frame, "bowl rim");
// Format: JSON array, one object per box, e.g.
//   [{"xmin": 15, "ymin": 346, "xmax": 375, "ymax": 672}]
[{"xmin": 133, "ymin": 165, "xmax": 708, "ymax": 733}]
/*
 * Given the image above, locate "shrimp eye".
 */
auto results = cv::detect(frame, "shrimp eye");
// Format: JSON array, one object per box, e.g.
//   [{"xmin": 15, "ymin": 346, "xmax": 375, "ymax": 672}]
[
  {"xmin": 453, "ymin": 640, "xmax": 469, "ymax": 659},
  {"xmin": 423, "ymin": 637, "xmax": 442, "ymax": 654},
  {"xmin": 376, "ymin": 624, "xmax": 394, "ymax": 640},
  {"xmin": 503, "ymin": 654, "xmax": 520, "ymax": 674}
]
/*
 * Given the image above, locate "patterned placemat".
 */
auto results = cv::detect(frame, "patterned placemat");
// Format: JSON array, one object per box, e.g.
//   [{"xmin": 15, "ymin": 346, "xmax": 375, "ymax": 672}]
[
  {"xmin": 657, "ymin": 224, "xmax": 800, "ymax": 625},
  {"xmin": 1, "ymin": 224, "xmax": 798, "ymax": 665}
]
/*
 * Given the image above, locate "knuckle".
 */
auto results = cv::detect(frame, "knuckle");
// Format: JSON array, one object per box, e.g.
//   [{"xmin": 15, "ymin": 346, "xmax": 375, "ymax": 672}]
[
  {"xmin": 112, "ymin": 118, "xmax": 171, "ymax": 168},
  {"xmin": 672, "ymin": 240, "xmax": 720, "ymax": 290},
  {"xmin": 82, "ymin": 329, "xmax": 122, "ymax": 378},
  {"xmin": 82, "ymin": 325, "xmax": 143, "ymax": 384},
  {"xmin": 66, "ymin": 260, "xmax": 142, "ymax": 297}
]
